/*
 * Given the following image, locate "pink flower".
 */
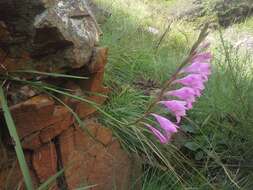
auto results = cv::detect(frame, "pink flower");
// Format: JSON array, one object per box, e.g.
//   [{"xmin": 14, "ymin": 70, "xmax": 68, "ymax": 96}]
[
  {"xmin": 174, "ymin": 74, "xmax": 205, "ymax": 93},
  {"xmin": 151, "ymin": 113, "xmax": 179, "ymax": 134},
  {"xmin": 165, "ymin": 87, "xmax": 196, "ymax": 109},
  {"xmin": 144, "ymin": 123, "xmax": 170, "ymax": 144},
  {"xmin": 142, "ymin": 49, "xmax": 212, "ymax": 144},
  {"xmin": 158, "ymin": 100, "xmax": 187, "ymax": 123},
  {"xmin": 181, "ymin": 62, "xmax": 211, "ymax": 81}
]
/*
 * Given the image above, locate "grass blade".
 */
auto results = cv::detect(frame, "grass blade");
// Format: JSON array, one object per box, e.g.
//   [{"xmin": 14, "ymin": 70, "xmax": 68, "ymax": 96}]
[
  {"xmin": 74, "ymin": 184, "xmax": 98, "ymax": 190},
  {"xmin": 14, "ymin": 70, "xmax": 89, "ymax": 79},
  {"xmin": 36, "ymin": 168, "xmax": 65, "ymax": 190},
  {"xmin": 0, "ymin": 85, "xmax": 34, "ymax": 190}
]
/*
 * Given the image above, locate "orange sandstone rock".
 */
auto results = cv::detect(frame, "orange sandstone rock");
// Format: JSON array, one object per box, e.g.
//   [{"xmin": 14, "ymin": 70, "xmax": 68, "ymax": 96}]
[{"xmin": 58, "ymin": 121, "xmax": 140, "ymax": 190}]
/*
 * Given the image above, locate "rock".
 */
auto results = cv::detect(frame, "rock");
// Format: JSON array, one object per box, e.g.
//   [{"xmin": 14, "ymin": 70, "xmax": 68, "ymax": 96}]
[
  {"xmin": 63, "ymin": 47, "xmax": 109, "ymax": 119},
  {"xmin": 75, "ymin": 88, "xmax": 108, "ymax": 118},
  {"xmin": 22, "ymin": 132, "xmax": 42, "ymax": 150},
  {"xmin": 62, "ymin": 81, "xmax": 108, "ymax": 118},
  {"xmin": 88, "ymin": 47, "xmax": 108, "ymax": 74},
  {"xmin": 96, "ymin": 126, "xmax": 112, "ymax": 146},
  {"xmin": 39, "ymin": 106, "xmax": 74, "ymax": 144},
  {"xmin": 0, "ymin": 148, "xmax": 39, "ymax": 190},
  {"xmin": 33, "ymin": 0, "xmax": 100, "ymax": 69},
  {"xmin": 0, "ymin": 0, "xmax": 101, "ymax": 72},
  {"xmin": 75, "ymin": 47, "xmax": 109, "ymax": 118},
  {"xmin": 0, "ymin": 48, "xmax": 29, "ymax": 74},
  {"xmin": 4, "ymin": 95, "xmax": 74, "ymax": 150},
  {"xmin": 0, "ymin": 1, "xmax": 141, "ymax": 190},
  {"xmin": 32, "ymin": 143, "xmax": 58, "ymax": 187},
  {"xmin": 58, "ymin": 120, "xmax": 141, "ymax": 190},
  {"xmin": 10, "ymin": 95, "xmax": 55, "ymax": 139}
]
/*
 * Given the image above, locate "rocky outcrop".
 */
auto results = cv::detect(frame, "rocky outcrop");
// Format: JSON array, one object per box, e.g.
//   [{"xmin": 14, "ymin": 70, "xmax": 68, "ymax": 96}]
[
  {"xmin": 58, "ymin": 122, "xmax": 140, "ymax": 190},
  {"xmin": 0, "ymin": 0, "xmax": 141, "ymax": 189},
  {"xmin": 0, "ymin": 0, "xmax": 100, "ymax": 72},
  {"xmin": 0, "ymin": 91, "xmax": 140, "ymax": 189}
]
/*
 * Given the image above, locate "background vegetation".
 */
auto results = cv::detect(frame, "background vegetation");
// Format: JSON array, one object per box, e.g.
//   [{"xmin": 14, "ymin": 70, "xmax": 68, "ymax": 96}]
[{"xmin": 94, "ymin": 0, "xmax": 253, "ymax": 189}]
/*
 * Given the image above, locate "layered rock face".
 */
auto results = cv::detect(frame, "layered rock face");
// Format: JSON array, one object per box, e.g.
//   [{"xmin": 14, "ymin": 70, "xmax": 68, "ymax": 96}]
[{"xmin": 0, "ymin": 0, "xmax": 140, "ymax": 189}]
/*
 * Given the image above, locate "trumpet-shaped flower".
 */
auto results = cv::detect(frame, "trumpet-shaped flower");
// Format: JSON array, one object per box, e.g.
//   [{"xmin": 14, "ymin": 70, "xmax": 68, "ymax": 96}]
[
  {"xmin": 143, "ymin": 49, "xmax": 212, "ymax": 144},
  {"xmin": 151, "ymin": 113, "xmax": 179, "ymax": 133},
  {"xmin": 159, "ymin": 100, "xmax": 187, "ymax": 123},
  {"xmin": 174, "ymin": 74, "xmax": 205, "ymax": 92},
  {"xmin": 145, "ymin": 124, "xmax": 170, "ymax": 144},
  {"xmin": 165, "ymin": 87, "xmax": 196, "ymax": 109},
  {"xmin": 181, "ymin": 62, "xmax": 211, "ymax": 80}
]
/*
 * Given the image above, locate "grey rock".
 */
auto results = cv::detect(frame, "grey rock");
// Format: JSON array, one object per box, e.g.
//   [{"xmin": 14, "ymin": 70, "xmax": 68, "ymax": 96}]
[{"xmin": 0, "ymin": 0, "xmax": 102, "ymax": 70}]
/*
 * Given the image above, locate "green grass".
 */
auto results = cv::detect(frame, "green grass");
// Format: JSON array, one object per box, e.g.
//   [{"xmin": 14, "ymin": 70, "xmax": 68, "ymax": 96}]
[
  {"xmin": 1, "ymin": 0, "xmax": 252, "ymax": 189},
  {"xmin": 94, "ymin": 0, "xmax": 253, "ymax": 189},
  {"xmin": 234, "ymin": 17, "xmax": 253, "ymax": 34}
]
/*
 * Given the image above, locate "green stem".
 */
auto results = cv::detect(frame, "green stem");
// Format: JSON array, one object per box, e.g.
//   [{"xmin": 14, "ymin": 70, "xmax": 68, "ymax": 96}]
[
  {"xmin": 127, "ymin": 24, "xmax": 209, "ymax": 126},
  {"xmin": 0, "ymin": 85, "xmax": 34, "ymax": 190}
]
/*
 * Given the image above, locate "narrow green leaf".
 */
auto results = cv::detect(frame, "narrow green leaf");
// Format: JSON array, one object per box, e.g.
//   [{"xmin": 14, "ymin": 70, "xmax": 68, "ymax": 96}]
[
  {"xmin": 74, "ymin": 184, "xmax": 98, "ymax": 190},
  {"xmin": 184, "ymin": 142, "xmax": 200, "ymax": 151},
  {"xmin": 36, "ymin": 168, "xmax": 65, "ymax": 190},
  {"xmin": 195, "ymin": 151, "xmax": 204, "ymax": 161},
  {"xmin": 15, "ymin": 70, "xmax": 89, "ymax": 79},
  {"xmin": 0, "ymin": 85, "xmax": 34, "ymax": 190},
  {"xmin": 42, "ymin": 86, "xmax": 126, "ymax": 125},
  {"xmin": 181, "ymin": 124, "xmax": 196, "ymax": 134}
]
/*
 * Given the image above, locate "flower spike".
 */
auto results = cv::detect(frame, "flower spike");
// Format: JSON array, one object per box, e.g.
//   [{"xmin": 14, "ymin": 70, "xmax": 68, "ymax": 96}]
[{"xmin": 142, "ymin": 46, "xmax": 212, "ymax": 144}]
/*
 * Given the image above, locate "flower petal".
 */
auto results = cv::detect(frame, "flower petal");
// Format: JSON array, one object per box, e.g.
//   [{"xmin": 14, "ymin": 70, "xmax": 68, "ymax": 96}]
[
  {"xmin": 151, "ymin": 113, "xmax": 179, "ymax": 133},
  {"xmin": 174, "ymin": 74, "xmax": 205, "ymax": 91},
  {"xmin": 165, "ymin": 87, "xmax": 197, "ymax": 108},
  {"xmin": 144, "ymin": 124, "xmax": 170, "ymax": 144},
  {"xmin": 159, "ymin": 100, "xmax": 187, "ymax": 123},
  {"xmin": 181, "ymin": 62, "xmax": 211, "ymax": 78}
]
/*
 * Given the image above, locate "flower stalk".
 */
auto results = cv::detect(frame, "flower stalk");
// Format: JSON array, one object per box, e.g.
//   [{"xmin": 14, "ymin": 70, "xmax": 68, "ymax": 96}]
[{"xmin": 128, "ymin": 24, "xmax": 212, "ymax": 144}]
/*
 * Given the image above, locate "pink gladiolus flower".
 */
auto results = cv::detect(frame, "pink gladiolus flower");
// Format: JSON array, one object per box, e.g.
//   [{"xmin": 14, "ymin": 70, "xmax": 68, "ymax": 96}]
[
  {"xmin": 159, "ymin": 100, "xmax": 187, "ymax": 123},
  {"xmin": 174, "ymin": 74, "xmax": 205, "ymax": 93},
  {"xmin": 144, "ymin": 123, "xmax": 170, "ymax": 144},
  {"xmin": 151, "ymin": 113, "xmax": 179, "ymax": 133},
  {"xmin": 181, "ymin": 62, "xmax": 211, "ymax": 81},
  {"xmin": 165, "ymin": 87, "xmax": 196, "ymax": 109},
  {"xmin": 142, "ymin": 49, "xmax": 212, "ymax": 144}
]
